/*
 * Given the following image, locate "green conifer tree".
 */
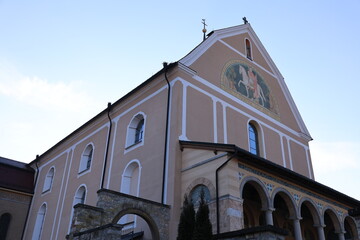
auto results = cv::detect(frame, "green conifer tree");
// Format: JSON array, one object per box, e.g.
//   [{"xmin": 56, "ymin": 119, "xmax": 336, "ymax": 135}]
[
  {"xmin": 177, "ymin": 194, "xmax": 195, "ymax": 240},
  {"xmin": 192, "ymin": 190, "xmax": 213, "ymax": 240}
]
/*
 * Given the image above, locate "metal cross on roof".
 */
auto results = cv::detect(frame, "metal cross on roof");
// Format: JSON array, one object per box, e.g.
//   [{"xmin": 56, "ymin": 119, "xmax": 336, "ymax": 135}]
[
  {"xmin": 243, "ymin": 17, "xmax": 248, "ymax": 24},
  {"xmin": 202, "ymin": 19, "xmax": 207, "ymax": 41}
]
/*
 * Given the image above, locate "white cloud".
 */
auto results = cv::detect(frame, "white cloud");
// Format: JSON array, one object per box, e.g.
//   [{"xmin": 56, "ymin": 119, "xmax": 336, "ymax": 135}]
[
  {"xmin": 310, "ymin": 141, "xmax": 360, "ymax": 199},
  {"xmin": 0, "ymin": 60, "xmax": 104, "ymax": 163},
  {"xmin": 0, "ymin": 74, "xmax": 93, "ymax": 112},
  {"xmin": 310, "ymin": 141, "xmax": 360, "ymax": 173}
]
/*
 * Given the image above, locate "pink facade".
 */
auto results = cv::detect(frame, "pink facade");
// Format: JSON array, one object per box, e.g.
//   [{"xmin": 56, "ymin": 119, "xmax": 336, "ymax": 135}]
[{"xmin": 20, "ymin": 24, "xmax": 360, "ymax": 240}]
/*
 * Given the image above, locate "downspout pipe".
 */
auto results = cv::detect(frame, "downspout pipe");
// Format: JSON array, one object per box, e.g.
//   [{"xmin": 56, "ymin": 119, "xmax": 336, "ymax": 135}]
[
  {"xmin": 161, "ymin": 62, "xmax": 171, "ymax": 204},
  {"xmin": 101, "ymin": 102, "xmax": 112, "ymax": 189},
  {"xmin": 21, "ymin": 155, "xmax": 40, "ymax": 240},
  {"xmin": 215, "ymin": 150, "xmax": 238, "ymax": 235}
]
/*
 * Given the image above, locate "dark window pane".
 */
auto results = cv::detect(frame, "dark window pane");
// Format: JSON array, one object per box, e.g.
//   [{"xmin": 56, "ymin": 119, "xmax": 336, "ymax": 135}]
[
  {"xmin": 0, "ymin": 213, "xmax": 11, "ymax": 240},
  {"xmin": 248, "ymin": 123, "xmax": 259, "ymax": 155}
]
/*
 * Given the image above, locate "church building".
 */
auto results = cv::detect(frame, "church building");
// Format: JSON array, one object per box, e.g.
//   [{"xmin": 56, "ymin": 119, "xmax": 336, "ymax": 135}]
[{"xmin": 17, "ymin": 22, "xmax": 360, "ymax": 240}]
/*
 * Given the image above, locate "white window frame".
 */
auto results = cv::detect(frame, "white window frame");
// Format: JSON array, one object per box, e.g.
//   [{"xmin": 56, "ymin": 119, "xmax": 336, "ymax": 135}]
[
  {"xmin": 247, "ymin": 120, "xmax": 266, "ymax": 158},
  {"xmin": 78, "ymin": 143, "xmax": 94, "ymax": 174},
  {"xmin": 32, "ymin": 203, "xmax": 47, "ymax": 240},
  {"xmin": 125, "ymin": 112, "xmax": 146, "ymax": 151},
  {"xmin": 245, "ymin": 38, "xmax": 253, "ymax": 60},
  {"xmin": 119, "ymin": 160, "xmax": 142, "ymax": 228},
  {"xmin": 68, "ymin": 185, "xmax": 87, "ymax": 233},
  {"xmin": 42, "ymin": 167, "xmax": 55, "ymax": 194}
]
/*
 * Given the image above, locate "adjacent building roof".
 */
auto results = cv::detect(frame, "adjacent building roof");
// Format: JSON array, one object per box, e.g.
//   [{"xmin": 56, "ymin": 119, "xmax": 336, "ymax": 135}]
[{"xmin": 0, "ymin": 156, "xmax": 34, "ymax": 194}]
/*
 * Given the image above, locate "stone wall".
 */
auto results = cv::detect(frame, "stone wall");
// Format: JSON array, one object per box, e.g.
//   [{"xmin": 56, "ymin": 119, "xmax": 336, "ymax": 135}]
[
  {"xmin": 0, "ymin": 189, "xmax": 32, "ymax": 240},
  {"xmin": 217, "ymin": 195, "xmax": 244, "ymax": 233},
  {"xmin": 67, "ymin": 189, "xmax": 170, "ymax": 240}
]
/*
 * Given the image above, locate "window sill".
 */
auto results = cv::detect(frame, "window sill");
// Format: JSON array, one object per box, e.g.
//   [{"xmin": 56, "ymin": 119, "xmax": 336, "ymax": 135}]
[
  {"xmin": 78, "ymin": 168, "xmax": 91, "ymax": 177},
  {"xmin": 124, "ymin": 140, "xmax": 144, "ymax": 154},
  {"xmin": 125, "ymin": 140, "xmax": 143, "ymax": 150},
  {"xmin": 41, "ymin": 189, "xmax": 51, "ymax": 195}
]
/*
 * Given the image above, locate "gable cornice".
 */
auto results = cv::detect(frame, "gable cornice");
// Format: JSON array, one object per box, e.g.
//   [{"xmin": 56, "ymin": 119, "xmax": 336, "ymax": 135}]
[{"xmin": 179, "ymin": 24, "xmax": 312, "ymax": 140}]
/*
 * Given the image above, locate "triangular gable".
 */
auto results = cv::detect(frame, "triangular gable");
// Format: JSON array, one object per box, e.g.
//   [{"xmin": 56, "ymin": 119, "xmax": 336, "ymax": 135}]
[{"xmin": 179, "ymin": 24, "xmax": 311, "ymax": 141}]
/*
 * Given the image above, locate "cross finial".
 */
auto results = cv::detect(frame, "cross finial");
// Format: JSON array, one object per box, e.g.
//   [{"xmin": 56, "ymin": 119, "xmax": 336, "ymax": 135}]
[
  {"xmin": 202, "ymin": 19, "xmax": 207, "ymax": 41},
  {"xmin": 243, "ymin": 17, "xmax": 248, "ymax": 24}
]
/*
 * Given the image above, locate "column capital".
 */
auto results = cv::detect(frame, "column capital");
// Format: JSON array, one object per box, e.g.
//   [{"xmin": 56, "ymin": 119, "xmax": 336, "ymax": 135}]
[
  {"xmin": 261, "ymin": 207, "xmax": 275, "ymax": 212},
  {"xmin": 289, "ymin": 216, "xmax": 302, "ymax": 221},
  {"xmin": 313, "ymin": 224, "xmax": 326, "ymax": 228},
  {"xmin": 337, "ymin": 231, "xmax": 346, "ymax": 240}
]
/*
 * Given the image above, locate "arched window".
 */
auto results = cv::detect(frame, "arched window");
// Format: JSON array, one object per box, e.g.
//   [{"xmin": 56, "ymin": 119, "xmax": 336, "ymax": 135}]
[
  {"xmin": 119, "ymin": 160, "xmax": 141, "ymax": 227},
  {"xmin": 0, "ymin": 213, "xmax": 11, "ymax": 240},
  {"xmin": 79, "ymin": 144, "xmax": 94, "ymax": 173},
  {"xmin": 121, "ymin": 160, "xmax": 141, "ymax": 196},
  {"xmin": 246, "ymin": 39, "xmax": 252, "ymax": 60},
  {"xmin": 248, "ymin": 122, "xmax": 259, "ymax": 156},
  {"xmin": 74, "ymin": 186, "xmax": 86, "ymax": 205},
  {"xmin": 126, "ymin": 113, "xmax": 146, "ymax": 148},
  {"xmin": 68, "ymin": 186, "xmax": 86, "ymax": 233},
  {"xmin": 42, "ymin": 167, "xmax": 55, "ymax": 193},
  {"xmin": 32, "ymin": 204, "xmax": 46, "ymax": 240},
  {"xmin": 190, "ymin": 184, "xmax": 211, "ymax": 205},
  {"xmin": 135, "ymin": 119, "xmax": 144, "ymax": 144}
]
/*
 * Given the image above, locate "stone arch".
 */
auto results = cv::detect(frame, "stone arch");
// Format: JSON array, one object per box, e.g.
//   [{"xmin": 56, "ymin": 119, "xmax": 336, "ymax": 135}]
[
  {"xmin": 343, "ymin": 215, "xmax": 359, "ymax": 239},
  {"xmin": 239, "ymin": 176, "xmax": 270, "ymax": 209},
  {"xmin": 322, "ymin": 206, "xmax": 342, "ymax": 233},
  {"xmin": 271, "ymin": 187, "xmax": 297, "ymax": 218},
  {"xmin": 298, "ymin": 197, "xmax": 321, "ymax": 225},
  {"xmin": 299, "ymin": 197, "xmax": 322, "ymax": 240},
  {"xmin": 271, "ymin": 187, "xmax": 298, "ymax": 238},
  {"xmin": 113, "ymin": 208, "xmax": 160, "ymax": 240},
  {"xmin": 240, "ymin": 176, "xmax": 270, "ymax": 227},
  {"xmin": 184, "ymin": 177, "xmax": 216, "ymax": 200},
  {"xmin": 97, "ymin": 189, "xmax": 170, "ymax": 240}
]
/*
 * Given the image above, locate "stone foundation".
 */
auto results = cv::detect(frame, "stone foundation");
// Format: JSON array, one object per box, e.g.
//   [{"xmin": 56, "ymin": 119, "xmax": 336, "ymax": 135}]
[
  {"xmin": 217, "ymin": 194, "xmax": 244, "ymax": 233},
  {"xmin": 214, "ymin": 225, "xmax": 288, "ymax": 240}
]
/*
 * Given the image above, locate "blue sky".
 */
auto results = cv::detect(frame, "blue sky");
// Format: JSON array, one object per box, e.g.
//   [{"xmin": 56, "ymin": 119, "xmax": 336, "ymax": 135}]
[{"xmin": 1, "ymin": 1, "xmax": 359, "ymax": 199}]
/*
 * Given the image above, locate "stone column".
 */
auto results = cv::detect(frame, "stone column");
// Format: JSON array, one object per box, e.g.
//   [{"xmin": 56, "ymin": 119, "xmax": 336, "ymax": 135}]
[
  {"xmin": 264, "ymin": 208, "xmax": 274, "ymax": 226},
  {"xmin": 337, "ymin": 231, "xmax": 345, "ymax": 240},
  {"xmin": 217, "ymin": 195, "xmax": 244, "ymax": 233},
  {"xmin": 292, "ymin": 218, "xmax": 302, "ymax": 240},
  {"xmin": 355, "ymin": 216, "xmax": 360, "ymax": 240},
  {"xmin": 315, "ymin": 224, "xmax": 325, "ymax": 240}
]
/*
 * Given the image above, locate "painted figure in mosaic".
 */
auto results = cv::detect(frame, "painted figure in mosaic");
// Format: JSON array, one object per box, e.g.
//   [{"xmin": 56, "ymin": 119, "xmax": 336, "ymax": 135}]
[{"xmin": 223, "ymin": 61, "xmax": 276, "ymax": 115}]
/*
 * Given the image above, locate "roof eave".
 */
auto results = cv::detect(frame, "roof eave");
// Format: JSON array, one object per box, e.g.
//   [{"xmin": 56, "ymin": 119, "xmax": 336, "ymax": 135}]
[
  {"xmin": 179, "ymin": 140, "xmax": 360, "ymax": 208},
  {"xmin": 29, "ymin": 62, "xmax": 178, "ymax": 166}
]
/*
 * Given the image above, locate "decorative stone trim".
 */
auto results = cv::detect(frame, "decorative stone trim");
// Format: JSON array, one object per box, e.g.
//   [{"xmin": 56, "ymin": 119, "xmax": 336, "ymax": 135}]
[
  {"xmin": 238, "ymin": 172, "xmax": 245, "ymax": 180},
  {"xmin": 292, "ymin": 193, "xmax": 300, "ymax": 202},
  {"xmin": 263, "ymin": 181, "xmax": 274, "ymax": 193},
  {"xmin": 184, "ymin": 177, "xmax": 216, "ymax": 199},
  {"xmin": 317, "ymin": 202, "xmax": 323, "ymax": 211},
  {"xmin": 238, "ymin": 163, "xmax": 348, "ymax": 209}
]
